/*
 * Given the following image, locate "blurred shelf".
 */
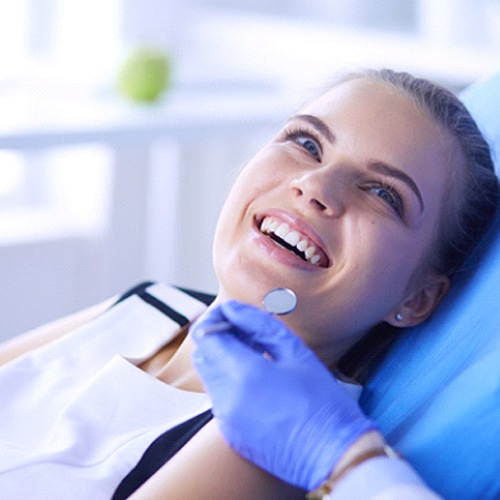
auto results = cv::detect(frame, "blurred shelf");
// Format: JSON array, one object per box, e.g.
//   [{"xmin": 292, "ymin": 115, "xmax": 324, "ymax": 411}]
[
  {"xmin": 0, "ymin": 8, "xmax": 498, "ymax": 150},
  {"xmin": 0, "ymin": 85, "xmax": 291, "ymax": 150},
  {"xmin": 189, "ymin": 9, "xmax": 499, "ymax": 93}
]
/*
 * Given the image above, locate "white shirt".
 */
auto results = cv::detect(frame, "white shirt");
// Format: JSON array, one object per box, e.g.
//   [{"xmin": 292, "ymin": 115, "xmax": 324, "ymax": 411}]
[{"xmin": 0, "ymin": 284, "xmax": 210, "ymax": 500}]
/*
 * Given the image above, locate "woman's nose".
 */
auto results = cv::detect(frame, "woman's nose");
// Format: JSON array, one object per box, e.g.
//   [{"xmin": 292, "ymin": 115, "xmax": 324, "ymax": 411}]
[{"xmin": 289, "ymin": 167, "xmax": 346, "ymax": 217}]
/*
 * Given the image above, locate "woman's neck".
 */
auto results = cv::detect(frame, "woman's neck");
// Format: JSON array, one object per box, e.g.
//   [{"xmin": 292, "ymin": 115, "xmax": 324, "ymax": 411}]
[
  {"xmin": 152, "ymin": 299, "xmax": 227, "ymax": 392},
  {"xmin": 154, "ymin": 330, "xmax": 205, "ymax": 392}
]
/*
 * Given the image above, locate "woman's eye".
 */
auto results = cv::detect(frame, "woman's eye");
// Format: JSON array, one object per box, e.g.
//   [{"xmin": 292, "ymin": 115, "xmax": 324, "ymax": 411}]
[
  {"xmin": 367, "ymin": 184, "xmax": 405, "ymax": 217},
  {"xmin": 284, "ymin": 130, "xmax": 322, "ymax": 161},
  {"xmin": 296, "ymin": 136, "xmax": 320, "ymax": 159}
]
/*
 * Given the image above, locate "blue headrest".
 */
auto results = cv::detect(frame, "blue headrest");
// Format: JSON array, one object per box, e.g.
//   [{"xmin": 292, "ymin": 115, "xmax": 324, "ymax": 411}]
[{"xmin": 361, "ymin": 72, "xmax": 500, "ymax": 500}]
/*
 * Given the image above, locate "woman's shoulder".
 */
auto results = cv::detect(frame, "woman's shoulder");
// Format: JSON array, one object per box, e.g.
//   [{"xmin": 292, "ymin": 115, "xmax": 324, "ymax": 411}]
[
  {"xmin": 0, "ymin": 281, "xmax": 215, "ymax": 367},
  {"xmin": 0, "ymin": 297, "xmax": 115, "ymax": 366}
]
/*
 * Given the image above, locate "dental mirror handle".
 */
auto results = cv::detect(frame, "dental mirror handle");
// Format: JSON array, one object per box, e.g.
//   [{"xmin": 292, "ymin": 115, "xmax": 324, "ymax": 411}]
[{"xmin": 197, "ymin": 288, "xmax": 297, "ymax": 340}]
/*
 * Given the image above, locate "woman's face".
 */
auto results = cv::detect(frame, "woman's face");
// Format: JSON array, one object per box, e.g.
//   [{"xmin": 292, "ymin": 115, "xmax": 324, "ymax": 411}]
[{"xmin": 212, "ymin": 78, "xmax": 453, "ymax": 364}]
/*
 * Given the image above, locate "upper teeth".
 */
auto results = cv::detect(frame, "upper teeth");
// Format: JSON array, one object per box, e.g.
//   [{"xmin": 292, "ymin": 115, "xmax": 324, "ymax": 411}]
[{"xmin": 260, "ymin": 216, "xmax": 322, "ymax": 266}]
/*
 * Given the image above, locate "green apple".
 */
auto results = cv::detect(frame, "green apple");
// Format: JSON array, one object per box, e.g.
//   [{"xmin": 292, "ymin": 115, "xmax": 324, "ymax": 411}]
[{"xmin": 117, "ymin": 47, "xmax": 171, "ymax": 103}]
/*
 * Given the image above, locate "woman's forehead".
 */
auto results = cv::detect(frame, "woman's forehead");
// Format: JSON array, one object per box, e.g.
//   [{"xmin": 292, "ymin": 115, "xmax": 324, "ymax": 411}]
[{"xmin": 300, "ymin": 78, "xmax": 418, "ymax": 120}]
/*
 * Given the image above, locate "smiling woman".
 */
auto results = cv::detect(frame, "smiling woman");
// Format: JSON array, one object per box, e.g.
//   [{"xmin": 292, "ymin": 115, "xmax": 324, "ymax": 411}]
[
  {"xmin": 212, "ymin": 73, "xmax": 462, "ymax": 368},
  {"xmin": 0, "ymin": 69, "xmax": 498, "ymax": 500}
]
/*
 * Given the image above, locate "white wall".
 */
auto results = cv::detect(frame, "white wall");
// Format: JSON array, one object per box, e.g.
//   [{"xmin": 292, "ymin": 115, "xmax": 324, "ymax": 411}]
[{"xmin": 0, "ymin": 237, "xmax": 106, "ymax": 340}]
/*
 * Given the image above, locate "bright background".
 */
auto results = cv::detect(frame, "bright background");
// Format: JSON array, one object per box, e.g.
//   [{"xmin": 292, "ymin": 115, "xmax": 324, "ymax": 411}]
[{"xmin": 1, "ymin": 0, "xmax": 499, "ymax": 340}]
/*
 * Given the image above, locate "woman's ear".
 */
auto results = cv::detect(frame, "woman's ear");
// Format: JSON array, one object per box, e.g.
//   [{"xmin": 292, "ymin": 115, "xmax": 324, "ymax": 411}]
[{"xmin": 384, "ymin": 273, "xmax": 450, "ymax": 327}]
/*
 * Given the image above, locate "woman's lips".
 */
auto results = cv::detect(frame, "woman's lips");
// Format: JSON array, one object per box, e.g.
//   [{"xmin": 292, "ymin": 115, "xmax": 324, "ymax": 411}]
[{"xmin": 255, "ymin": 213, "xmax": 331, "ymax": 268}]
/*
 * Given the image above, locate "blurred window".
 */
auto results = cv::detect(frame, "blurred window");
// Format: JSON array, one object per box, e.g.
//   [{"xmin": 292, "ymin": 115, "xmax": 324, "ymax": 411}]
[
  {"xmin": 0, "ymin": 146, "xmax": 112, "ymax": 241},
  {"xmin": 0, "ymin": 1, "xmax": 119, "ymax": 237}
]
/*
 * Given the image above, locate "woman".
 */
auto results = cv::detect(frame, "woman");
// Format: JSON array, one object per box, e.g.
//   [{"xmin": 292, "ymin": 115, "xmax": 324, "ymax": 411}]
[{"xmin": 0, "ymin": 69, "xmax": 498, "ymax": 499}]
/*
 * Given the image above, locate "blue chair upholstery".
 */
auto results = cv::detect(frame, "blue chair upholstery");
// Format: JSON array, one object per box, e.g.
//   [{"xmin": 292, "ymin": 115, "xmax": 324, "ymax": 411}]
[{"xmin": 361, "ymin": 72, "xmax": 500, "ymax": 500}]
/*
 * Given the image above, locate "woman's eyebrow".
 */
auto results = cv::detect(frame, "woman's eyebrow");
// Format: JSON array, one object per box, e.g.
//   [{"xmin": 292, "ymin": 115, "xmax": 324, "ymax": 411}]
[
  {"xmin": 370, "ymin": 161, "xmax": 424, "ymax": 212},
  {"xmin": 289, "ymin": 114, "xmax": 335, "ymax": 144}
]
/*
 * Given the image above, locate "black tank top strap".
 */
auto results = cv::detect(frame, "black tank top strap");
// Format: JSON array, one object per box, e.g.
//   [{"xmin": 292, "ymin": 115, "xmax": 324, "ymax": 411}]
[{"xmin": 112, "ymin": 409, "xmax": 213, "ymax": 499}]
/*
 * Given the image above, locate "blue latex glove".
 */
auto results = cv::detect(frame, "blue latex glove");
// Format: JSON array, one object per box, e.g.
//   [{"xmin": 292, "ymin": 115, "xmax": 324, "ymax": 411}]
[{"xmin": 191, "ymin": 300, "xmax": 377, "ymax": 490}]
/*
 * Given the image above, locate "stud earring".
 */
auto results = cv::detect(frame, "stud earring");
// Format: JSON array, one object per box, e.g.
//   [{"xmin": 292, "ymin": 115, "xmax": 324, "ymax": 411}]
[{"xmin": 395, "ymin": 313, "xmax": 404, "ymax": 322}]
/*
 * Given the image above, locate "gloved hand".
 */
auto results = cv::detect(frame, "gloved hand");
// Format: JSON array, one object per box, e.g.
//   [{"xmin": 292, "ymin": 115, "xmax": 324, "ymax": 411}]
[{"xmin": 191, "ymin": 300, "xmax": 377, "ymax": 490}]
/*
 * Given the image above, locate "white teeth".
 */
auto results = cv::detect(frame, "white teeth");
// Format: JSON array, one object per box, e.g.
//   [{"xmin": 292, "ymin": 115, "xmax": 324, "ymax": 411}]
[
  {"xmin": 304, "ymin": 246, "xmax": 316, "ymax": 259},
  {"xmin": 284, "ymin": 230, "xmax": 301, "ymax": 247},
  {"xmin": 269, "ymin": 220, "xmax": 279, "ymax": 232},
  {"xmin": 275, "ymin": 223, "xmax": 290, "ymax": 240},
  {"xmin": 261, "ymin": 218, "xmax": 270, "ymax": 232},
  {"xmin": 259, "ymin": 216, "xmax": 324, "ymax": 266},
  {"xmin": 296, "ymin": 239, "xmax": 308, "ymax": 252}
]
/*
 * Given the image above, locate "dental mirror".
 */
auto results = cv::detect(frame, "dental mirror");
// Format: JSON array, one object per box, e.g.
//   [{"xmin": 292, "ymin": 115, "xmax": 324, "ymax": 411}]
[
  {"xmin": 262, "ymin": 288, "xmax": 297, "ymax": 315},
  {"xmin": 195, "ymin": 288, "xmax": 297, "ymax": 338}
]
